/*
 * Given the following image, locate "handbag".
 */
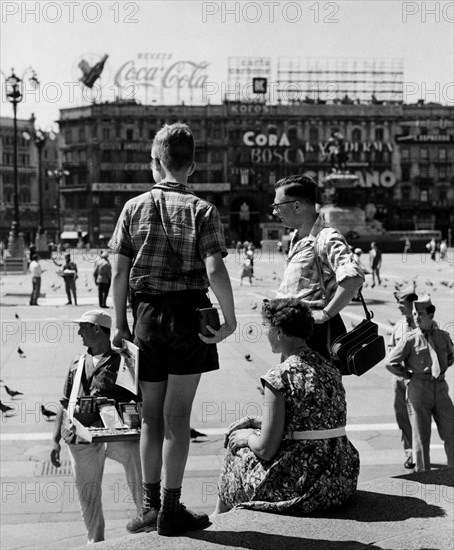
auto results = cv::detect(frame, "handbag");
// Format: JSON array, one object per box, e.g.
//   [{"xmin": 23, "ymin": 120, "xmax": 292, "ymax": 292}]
[
  {"xmin": 313, "ymin": 236, "xmax": 385, "ymax": 376},
  {"xmin": 330, "ymin": 292, "xmax": 385, "ymax": 376}
]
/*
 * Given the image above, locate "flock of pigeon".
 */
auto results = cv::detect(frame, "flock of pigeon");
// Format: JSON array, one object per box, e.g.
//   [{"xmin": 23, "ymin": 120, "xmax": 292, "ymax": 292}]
[{"xmin": 0, "ymin": 379, "xmax": 56, "ymax": 420}]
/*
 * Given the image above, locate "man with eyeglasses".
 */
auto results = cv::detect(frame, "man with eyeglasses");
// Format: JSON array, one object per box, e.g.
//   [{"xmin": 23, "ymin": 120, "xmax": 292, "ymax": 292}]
[{"xmin": 272, "ymin": 175, "xmax": 364, "ymax": 371}]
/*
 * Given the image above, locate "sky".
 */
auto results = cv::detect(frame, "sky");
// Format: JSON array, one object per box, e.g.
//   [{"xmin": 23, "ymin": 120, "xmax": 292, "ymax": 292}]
[{"xmin": 1, "ymin": 0, "xmax": 453, "ymax": 131}]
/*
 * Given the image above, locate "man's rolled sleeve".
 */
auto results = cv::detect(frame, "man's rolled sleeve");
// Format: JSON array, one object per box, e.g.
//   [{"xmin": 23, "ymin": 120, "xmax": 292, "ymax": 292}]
[
  {"xmin": 198, "ymin": 207, "xmax": 228, "ymax": 259},
  {"xmin": 322, "ymin": 229, "xmax": 365, "ymax": 284}
]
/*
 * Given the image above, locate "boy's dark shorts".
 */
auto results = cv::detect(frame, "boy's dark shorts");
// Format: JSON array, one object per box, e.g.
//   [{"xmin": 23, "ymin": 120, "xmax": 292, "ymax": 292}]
[{"xmin": 132, "ymin": 290, "xmax": 220, "ymax": 382}]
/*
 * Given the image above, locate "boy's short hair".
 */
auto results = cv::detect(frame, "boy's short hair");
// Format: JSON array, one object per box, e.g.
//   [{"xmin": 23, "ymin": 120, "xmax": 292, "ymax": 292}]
[
  {"xmin": 152, "ymin": 123, "xmax": 195, "ymax": 171},
  {"xmin": 273, "ymin": 175, "xmax": 317, "ymax": 205}
]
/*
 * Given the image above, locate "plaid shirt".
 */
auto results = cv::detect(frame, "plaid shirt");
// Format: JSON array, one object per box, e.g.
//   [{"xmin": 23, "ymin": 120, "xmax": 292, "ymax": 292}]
[
  {"xmin": 276, "ymin": 216, "xmax": 364, "ymax": 308},
  {"xmin": 108, "ymin": 182, "xmax": 227, "ymax": 294}
]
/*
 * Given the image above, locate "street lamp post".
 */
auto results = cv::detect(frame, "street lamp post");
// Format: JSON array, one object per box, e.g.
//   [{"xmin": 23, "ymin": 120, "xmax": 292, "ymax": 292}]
[
  {"xmin": 4, "ymin": 68, "xmax": 39, "ymax": 229},
  {"xmin": 47, "ymin": 168, "xmax": 70, "ymax": 242},
  {"xmin": 5, "ymin": 71, "xmax": 23, "ymax": 228},
  {"xmin": 23, "ymin": 128, "xmax": 56, "ymax": 230},
  {"xmin": 3, "ymin": 68, "xmax": 39, "ymax": 259}
]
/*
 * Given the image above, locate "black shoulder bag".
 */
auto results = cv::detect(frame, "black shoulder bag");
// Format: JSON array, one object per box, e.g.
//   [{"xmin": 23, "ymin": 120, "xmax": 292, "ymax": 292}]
[
  {"xmin": 314, "ymin": 237, "xmax": 385, "ymax": 376},
  {"xmin": 330, "ymin": 292, "xmax": 386, "ymax": 376}
]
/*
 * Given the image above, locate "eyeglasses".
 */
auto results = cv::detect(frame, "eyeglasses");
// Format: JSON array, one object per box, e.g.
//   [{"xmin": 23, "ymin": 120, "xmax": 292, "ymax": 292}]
[{"xmin": 270, "ymin": 200, "xmax": 298, "ymax": 209}]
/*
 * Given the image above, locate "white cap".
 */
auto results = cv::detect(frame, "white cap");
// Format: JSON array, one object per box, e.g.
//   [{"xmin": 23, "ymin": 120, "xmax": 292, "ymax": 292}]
[{"xmin": 73, "ymin": 310, "xmax": 112, "ymax": 329}]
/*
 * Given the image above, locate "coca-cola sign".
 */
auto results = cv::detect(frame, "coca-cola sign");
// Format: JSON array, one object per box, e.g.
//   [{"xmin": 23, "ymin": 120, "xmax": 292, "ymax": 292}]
[{"xmin": 114, "ymin": 53, "xmax": 210, "ymax": 90}]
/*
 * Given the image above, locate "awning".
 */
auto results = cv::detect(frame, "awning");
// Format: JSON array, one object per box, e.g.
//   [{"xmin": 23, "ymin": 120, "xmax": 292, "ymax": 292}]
[{"xmin": 60, "ymin": 231, "xmax": 88, "ymax": 240}]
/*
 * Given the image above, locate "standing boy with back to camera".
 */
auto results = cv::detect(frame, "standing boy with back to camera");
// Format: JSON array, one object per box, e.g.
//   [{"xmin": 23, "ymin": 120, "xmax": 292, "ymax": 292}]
[{"xmin": 109, "ymin": 122, "xmax": 236, "ymax": 536}]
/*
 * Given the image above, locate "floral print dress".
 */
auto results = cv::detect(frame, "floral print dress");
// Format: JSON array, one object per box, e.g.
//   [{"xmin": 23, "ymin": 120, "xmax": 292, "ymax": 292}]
[{"xmin": 218, "ymin": 350, "xmax": 360, "ymax": 514}]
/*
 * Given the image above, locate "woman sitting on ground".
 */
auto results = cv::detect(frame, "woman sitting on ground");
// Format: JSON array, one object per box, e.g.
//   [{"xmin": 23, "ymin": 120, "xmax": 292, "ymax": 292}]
[{"xmin": 213, "ymin": 298, "xmax": 359, "ymax": 516}]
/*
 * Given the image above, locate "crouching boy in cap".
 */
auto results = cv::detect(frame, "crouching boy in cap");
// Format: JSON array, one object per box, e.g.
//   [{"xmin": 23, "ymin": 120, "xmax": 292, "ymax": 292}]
[
  {"xmin": 387, "ymin": 287, "xmax": 419, "ymax": 469},
  {"xmin": 385, "ymin": 296, "xmax": 454, "ymax": 472},
  {"xmin": 50, "ymin": 310, "xmax": 142, "ymax": 544}
]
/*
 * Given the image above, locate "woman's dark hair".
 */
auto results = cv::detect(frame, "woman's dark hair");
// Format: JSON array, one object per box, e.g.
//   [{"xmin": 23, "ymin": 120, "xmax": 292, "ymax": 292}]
[{"xmin": 262, "ymin": 298, "xmax": 314, "ymax": 340}]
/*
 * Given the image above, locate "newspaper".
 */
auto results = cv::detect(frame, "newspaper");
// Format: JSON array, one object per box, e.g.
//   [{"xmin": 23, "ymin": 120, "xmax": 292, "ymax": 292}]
[{"xmin": 115, "ymin": 339, "xmax": 139, "ymax": 395}]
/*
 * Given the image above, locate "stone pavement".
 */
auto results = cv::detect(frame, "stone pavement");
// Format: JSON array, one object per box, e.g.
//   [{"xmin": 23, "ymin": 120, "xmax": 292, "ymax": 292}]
[
  {"xmin": 1, "ymin": 249, "xmax": 453, "ymax": 549},
  {"xmin": 84, "ymin": 468, "xmax": 454, "ymax": 550}
]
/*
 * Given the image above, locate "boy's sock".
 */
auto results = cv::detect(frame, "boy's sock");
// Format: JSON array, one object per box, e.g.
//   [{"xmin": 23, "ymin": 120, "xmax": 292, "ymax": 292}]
[
  {"xmin": 161, "ymin": 486, "xmax": 181, "ymax": 514},
  {"xmin": 142, "ymin": 480, "xmax": 161, "ymax": 512}
]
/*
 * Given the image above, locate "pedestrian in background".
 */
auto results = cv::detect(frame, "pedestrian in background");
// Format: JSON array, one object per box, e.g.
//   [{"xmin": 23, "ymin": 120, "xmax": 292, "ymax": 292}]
[
  {"xmin": 273, "ymin": 175, "xmax": 364, "ymax": 368},
  {"xmin": 386, "ymin": 287, "xmax": 419, "ymax": 469},
  {"xmin": 385, "ymin": 296, "xmax": 454, "ymax": 472},
  {"xmin": 439, "ymin": 239, "xmax": 448, "ymax": 260},
  {"xmin": 426, "ymin": 238, "xmax": 437, "ymax": 261},
  {"xmin": 369, "ymin": 241, "xmax": 382, "ymax": 287},
  {"xmin": 109, "ymin": 122, "xmax": 236, "ymax": 536},
  {"xmin": 28, "ymin": 253, "xmax": 43, "ymax": 306},
  {"xmin": 93, "ymin": 251, "xmax": 112, "ymax": 308},
  {"xmin": 60, "ymin": 253, "xmax": 78, "ymax": 305},
  {"xmin": 50, "ymin": 310, "xmax": 142, "ymax": 544}
]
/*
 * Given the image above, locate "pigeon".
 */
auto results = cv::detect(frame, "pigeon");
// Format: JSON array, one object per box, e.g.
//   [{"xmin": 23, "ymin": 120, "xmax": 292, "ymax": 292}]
[
  {"xmin": 251, "ymin": 303, "xmax": 258, "ymax": 310},
  {"xmin": 4, "ymin": 385, "xmax": 23, "ymax": 398},
  {"xmin": 190, "ymin": 428, "xmax": 207, "ymax": 440},
  {"xmin": 41, "ymin": 405, "xmax": 57, "ymax": 420},
  {"xmin": 17, "ymin": 347, "xmax": 26, "ymax": 358},
  {"xmin": 245, "ymin": 354, "xmax": 252, "ymax": 362},
  {"xmin": 257, "ymin": 385, "xmax": 265, "ymax": 396},
  {"xmin": 248, "ymin": 327, "xmax": 254, "ymax": 335},
  {"xmin": 0, "ymin": 401, "xmax": 14, "ymax": 415},
  {"xmin": 15, "ymin": 313, "xmax": 20, "ymax": 320}
]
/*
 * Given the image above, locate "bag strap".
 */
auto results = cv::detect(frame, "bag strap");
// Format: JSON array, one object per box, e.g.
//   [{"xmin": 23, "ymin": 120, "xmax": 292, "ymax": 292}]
[
  {"xmin": 150, "ymin": 189, "xmax": 188, "ymax": 288},
  {"xmin": 68, "ymin": 354, "xmax": 85, "ymax": 420},
  {"xmin": 358, "ymin": 290, "xmax": 373, "ymax": 320}
]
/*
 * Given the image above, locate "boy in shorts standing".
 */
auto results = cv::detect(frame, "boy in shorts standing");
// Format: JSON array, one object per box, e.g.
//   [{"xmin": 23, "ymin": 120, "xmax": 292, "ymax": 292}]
[{"xmin": 109, "ymin": 122, "xmax": 236, "ymax": 536}]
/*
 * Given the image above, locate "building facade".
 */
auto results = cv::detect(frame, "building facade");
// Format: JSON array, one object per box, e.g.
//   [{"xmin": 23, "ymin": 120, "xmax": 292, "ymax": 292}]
[
  {"xmin": 54, "ymin": 100, "xmax": 454, "ymax": 245},
  {"xmin": 0, "ymin": 116, "xmax": 59, "ymax": 244}
]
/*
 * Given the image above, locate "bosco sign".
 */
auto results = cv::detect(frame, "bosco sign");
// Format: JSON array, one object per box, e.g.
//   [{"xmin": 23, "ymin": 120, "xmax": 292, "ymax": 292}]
[{"xmin": 243, "ymin": 130, "xmax": 304, "ymax": 165}]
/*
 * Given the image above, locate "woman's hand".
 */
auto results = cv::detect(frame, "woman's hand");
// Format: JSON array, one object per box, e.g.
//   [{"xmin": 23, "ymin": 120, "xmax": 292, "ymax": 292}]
[
  {"xmin": 227, "ymin": 428, "xmax": 256, "ymax": 453},
  {"xmin": 224, "ymin": 416, "xmax": 262, "ymax": 448}
]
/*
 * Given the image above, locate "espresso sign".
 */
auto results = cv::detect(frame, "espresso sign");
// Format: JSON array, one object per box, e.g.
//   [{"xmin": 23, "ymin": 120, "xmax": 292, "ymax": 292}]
[{"xmin": 114, "ymin": 53, "xmax": 210, "ymax": 101}]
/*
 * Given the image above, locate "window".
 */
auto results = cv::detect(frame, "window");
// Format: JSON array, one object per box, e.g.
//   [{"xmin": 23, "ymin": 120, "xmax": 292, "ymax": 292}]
[
  {"xmin": 420, "ymin": 190, "xmax": 428, "ymax": 202},
  {"xmin": 351, "ymin": 128, "xmax": 362, "ymax": 142},
  {"xmin": 65, "ymin": 129, "xmax": 72, "ymax": 144},
  {"xmin": 439, "ymin": 166, "xmax": 447, "ymax": 179},
  {"xmin": 103, "ymin": 127, "xmax": 110, "ymax": 140},
  {"xmin": 288, "ymin": 126, "xmax": 298, "ymax": 141},
  {"xmin": 19, "ymin": 188, "xmax": 30, "ymax": 202},
  {"xmin": 420, "ymin": 148, "xmax": 428, "ymax": 160},
  {"xmin": 402, "ymin": 186, "xmax": 411, "ymax": 201},
  {"xmin": 420, "ymin": 127, "xmax": 428, "ymax": 135},
  {"xmin": 4, "ymin": 187, "xmax": 13, "ymax": 202},
  {"xmin": 439, "ymin": 148, "xmax": 446, "ymax": 160},
  {"xmin": 375, "ymin": 127, "xmax": 384, "ymax": 141},
  {"xmin": 401, "ymin": 166, "xmax": 410, "ymax": 180},
  {"xmin": 401, "ymin": 148, "xmax": 409, "ymax": 161},
  {"xmin": 126, "ymin": 129, "xmax": 134, "ymax": 140},
  {"xmin": 309, "ymin": 127, "xmax": 319, "ymax": 142},
  {"xmin": 79, "ymin": 127, "xmax": 85, "ymax": 142}
]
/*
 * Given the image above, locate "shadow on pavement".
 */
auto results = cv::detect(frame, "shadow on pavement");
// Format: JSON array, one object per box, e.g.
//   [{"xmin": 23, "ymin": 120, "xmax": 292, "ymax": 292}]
[
  {"xmin": 190, "ymin": 531, "xmax": 383, "ymax": 550},
  {"xmin": 309, "ymin": 489, "xmax": 446, "ymax": 522}
]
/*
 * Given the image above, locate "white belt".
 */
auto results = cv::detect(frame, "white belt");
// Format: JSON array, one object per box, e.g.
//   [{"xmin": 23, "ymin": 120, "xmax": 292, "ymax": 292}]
[{"xmin": 284, "ymin": 426, "xmax": 346, "ymax": 440}]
